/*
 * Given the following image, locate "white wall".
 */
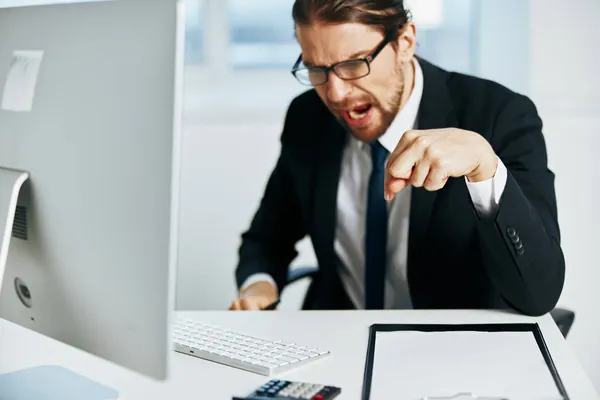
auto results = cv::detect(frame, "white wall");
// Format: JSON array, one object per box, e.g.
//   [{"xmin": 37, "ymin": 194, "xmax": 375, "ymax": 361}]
[
  {"xmin": 528, "ymin": 0, "xmax": 600, "ymax": 392},
  {"xmin": 175, "ymin": 116, "xmax": 316, "ymax": 311}
]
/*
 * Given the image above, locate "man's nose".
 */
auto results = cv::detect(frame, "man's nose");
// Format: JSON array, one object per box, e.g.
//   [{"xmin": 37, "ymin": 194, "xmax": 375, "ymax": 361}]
[{"xmin": 326, "ymin": 73, "xmax": 351, "ymax": 103}]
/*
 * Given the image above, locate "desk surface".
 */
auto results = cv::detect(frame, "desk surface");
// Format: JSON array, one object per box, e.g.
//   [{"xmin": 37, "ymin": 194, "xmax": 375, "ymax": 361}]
[{"xmin": 1, "ymin": 310, "xmax": 598, "ymax": 400}]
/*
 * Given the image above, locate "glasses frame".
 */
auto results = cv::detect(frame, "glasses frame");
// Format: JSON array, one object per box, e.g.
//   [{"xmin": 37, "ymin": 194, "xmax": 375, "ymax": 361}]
[{"xmin": 290, "ymin": 27, "xmax": 399, "ymax": 87}]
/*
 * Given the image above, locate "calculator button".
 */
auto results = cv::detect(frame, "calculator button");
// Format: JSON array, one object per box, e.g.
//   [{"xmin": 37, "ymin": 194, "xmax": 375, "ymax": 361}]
[
  {"xmin": 301, "ymin": 384, "xmax": 323, "ymax": 399},
  {"xmin": 312, "ymin": 395, "xmax": 324, "ymax": 400}
]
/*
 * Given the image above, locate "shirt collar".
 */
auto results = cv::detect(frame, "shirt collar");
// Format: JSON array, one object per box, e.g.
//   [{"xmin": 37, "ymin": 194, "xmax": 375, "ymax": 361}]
[{"xmin": 352, "ymin": 57, "xmax": 424, "ymax": 154}]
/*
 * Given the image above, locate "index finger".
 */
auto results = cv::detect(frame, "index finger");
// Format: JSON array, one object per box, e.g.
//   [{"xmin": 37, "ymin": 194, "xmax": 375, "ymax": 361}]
[
  {"xmin": 385, "ymin": 143, "xmax": 424, "ymax": 198},
  {"xmin": 384, "ymin": 177, "xmax": 409, "ymax": 200},
  {"xmin": 384, "ymin": 130, "xmax": 420, "ymax": 199}
]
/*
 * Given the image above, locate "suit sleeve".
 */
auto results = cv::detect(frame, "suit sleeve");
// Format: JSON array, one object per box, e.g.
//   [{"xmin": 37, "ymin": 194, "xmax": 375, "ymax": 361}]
[
  {"xmin": 475, "ymin": 94, "xmax": 565, "ymax": 316},
  {"xmin": 234, "ymin": 100, "xmax": 307, "ymax": 293}
]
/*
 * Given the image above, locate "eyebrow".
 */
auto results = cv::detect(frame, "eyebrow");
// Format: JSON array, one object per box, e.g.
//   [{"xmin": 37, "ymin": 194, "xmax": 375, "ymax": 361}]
[{"xmin": 302, "ymin": 49, "xmax": 370, "ymax": 68}]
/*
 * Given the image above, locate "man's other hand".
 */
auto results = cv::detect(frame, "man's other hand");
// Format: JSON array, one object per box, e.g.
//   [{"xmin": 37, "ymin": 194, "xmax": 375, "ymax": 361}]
[{"xmin": 228, "ymin": 281, "xmax": 278, "ymax": 310}]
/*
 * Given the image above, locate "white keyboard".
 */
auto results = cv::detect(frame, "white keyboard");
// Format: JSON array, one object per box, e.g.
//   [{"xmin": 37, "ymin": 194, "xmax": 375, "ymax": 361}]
[{"xmin": 172, "ymin": 318, "xmax": 330, "ymax": 376}]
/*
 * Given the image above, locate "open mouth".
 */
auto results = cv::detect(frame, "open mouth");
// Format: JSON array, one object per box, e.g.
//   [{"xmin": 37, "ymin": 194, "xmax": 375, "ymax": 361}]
[{"xmin": 346, "ymin": 104, "xmax": 373, "ymax": 120}]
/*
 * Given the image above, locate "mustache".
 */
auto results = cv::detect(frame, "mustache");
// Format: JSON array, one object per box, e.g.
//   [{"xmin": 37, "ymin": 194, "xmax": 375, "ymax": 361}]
[{"xmin": 328, "ymin": 98, "xmax": 375, "ymax": 111}]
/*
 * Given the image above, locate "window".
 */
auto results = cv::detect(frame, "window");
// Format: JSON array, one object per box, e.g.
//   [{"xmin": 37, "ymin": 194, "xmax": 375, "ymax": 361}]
[
  {"xmin": 408, "ymin": 0, "xmax": 477, "ymax": 74},
  {"xmin": 228, "ymin": 0, "xmax": 299, "ymax": 69},
  {"xmin": 184, "ymin": 0, "xmax": 204, "ymax": 64}
]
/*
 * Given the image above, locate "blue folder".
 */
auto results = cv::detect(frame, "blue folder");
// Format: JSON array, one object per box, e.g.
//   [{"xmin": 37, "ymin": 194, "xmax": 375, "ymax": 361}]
[{"xmin": 0, "ymin": 365, "xmax": 119, "ymax": 400}]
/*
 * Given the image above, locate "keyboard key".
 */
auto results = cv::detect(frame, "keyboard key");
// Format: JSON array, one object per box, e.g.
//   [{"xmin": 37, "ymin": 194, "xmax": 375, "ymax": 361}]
[{"xmin": 277, "ymin": 355, "xmax": 300, "ymax": 363}]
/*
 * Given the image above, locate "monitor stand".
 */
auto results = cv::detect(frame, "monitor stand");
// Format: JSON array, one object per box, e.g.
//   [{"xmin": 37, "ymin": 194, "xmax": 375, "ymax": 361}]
[
  {"xmin": 0, "ymin": 167, "xmax": 120, "ymax": 400},
  {"xmin": 0, "ymin": 167, "xmax": 28, "ymax": 291}
]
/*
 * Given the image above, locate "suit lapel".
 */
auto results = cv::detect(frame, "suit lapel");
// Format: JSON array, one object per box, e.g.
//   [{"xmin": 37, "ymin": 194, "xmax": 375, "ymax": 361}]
[
  {"xmin": 312, "ymin": 111, "xmax": 346, "ymax": 294},
  {"xmin": 407, "ymin": 58, "xmax": 459, "ymax": 276}
]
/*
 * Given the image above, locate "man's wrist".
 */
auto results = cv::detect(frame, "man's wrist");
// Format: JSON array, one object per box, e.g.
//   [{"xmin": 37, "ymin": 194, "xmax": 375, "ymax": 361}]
[{"xmin": 467, "ymin": 145, "xmax": 498, "ymax": 183}]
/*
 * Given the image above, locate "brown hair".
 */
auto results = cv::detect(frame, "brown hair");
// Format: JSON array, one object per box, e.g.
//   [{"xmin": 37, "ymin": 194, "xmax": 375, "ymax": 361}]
[{"xmin": 292, "ymin": 0, "xmax": 411, "ymax": 35}]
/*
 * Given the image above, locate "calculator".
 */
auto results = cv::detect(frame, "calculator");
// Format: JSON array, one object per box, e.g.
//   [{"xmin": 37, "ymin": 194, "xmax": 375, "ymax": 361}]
[{"xmin": 232, "ymin": 379, "xmax": 341, "ymax": 400}]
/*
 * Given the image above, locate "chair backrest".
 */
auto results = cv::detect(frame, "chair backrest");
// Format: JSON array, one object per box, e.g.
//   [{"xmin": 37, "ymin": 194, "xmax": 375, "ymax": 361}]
[{"xmin": 550, "ymin": 308, "xmax": 575, "ymax": 338}]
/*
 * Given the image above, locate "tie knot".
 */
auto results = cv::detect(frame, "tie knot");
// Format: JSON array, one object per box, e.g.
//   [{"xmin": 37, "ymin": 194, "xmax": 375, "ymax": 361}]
[{"xmin": 370, "ymin": 140, "xmax": 388, "ymax": 172}]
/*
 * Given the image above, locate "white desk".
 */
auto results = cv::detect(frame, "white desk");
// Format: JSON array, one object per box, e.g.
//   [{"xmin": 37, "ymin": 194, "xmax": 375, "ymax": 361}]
[{"xmin": 1, "ymin": 310, "xmax": 598, "ymax": 400}]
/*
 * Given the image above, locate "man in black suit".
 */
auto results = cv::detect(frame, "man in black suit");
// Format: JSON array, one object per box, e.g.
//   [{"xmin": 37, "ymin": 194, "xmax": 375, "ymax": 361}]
[{"xmin": 229, "ymin": 0, "xmax": 565, "ymax": 316}]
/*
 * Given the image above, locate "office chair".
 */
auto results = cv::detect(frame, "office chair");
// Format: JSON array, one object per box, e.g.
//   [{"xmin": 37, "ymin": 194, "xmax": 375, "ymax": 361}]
[{"xmin": 286, "ymin": 267, "xmax": 575, "ymax": 338}]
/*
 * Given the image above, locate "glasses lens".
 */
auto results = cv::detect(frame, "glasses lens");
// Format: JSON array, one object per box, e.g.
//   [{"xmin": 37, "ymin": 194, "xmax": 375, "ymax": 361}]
[
  {"xmin": 294, "ymin": 68, "xmax": 327, "ymax": 86},
  {"xmin": 335, "ymin": 60, "xmax": 370, "ymax": 80}
]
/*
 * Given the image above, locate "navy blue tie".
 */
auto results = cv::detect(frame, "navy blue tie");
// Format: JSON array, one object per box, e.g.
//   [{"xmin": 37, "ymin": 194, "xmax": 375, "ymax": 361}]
[{"xmin": 365, "ymin": 140, "xmax": 389, "ymax": 309}]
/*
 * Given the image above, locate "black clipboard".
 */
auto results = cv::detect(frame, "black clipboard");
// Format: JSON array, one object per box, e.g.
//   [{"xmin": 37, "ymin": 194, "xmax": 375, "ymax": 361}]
[{"xmin": 361, "ymin": 323, "xmax": 569, "ymax": 400}]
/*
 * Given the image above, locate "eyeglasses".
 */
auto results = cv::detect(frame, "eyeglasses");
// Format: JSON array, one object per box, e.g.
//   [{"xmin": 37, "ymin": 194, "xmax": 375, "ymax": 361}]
[{"xmin": 291, "ymin": 28, "xmax": 398, "ymax": 87}]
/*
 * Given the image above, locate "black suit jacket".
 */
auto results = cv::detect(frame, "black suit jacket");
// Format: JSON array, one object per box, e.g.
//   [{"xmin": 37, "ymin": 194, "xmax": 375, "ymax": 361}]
[{"xmin": 235, "ymin": 58, "xmax": 565, "ymax": 316}]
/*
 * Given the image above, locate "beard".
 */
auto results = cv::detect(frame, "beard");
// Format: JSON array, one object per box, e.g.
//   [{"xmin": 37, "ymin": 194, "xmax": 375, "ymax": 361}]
[{"xmin": 333, "ymin": 67, "xmax": 405, "ymax": 141}]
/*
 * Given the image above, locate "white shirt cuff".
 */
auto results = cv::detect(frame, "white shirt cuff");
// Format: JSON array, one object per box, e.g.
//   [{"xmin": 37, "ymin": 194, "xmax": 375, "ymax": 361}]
[
  {"xmin": 465, "ymin": 156, "xmax": 507, "ymax": 216},
  {"xmin": 240, "ymin": 273, "xmax": 278, "ymax": 293}
]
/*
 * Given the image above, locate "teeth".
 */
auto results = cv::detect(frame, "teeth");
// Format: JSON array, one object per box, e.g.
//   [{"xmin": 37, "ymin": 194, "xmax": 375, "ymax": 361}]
[{"xmin": 348, "ymin": 109, "xmax": 368, "ymax": 120}]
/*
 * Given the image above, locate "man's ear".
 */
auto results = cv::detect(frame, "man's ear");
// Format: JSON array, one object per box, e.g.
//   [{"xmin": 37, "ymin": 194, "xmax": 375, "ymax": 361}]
[{"xmin": 395, "ymin": 22, "xmax": 417, "ymax": 63}]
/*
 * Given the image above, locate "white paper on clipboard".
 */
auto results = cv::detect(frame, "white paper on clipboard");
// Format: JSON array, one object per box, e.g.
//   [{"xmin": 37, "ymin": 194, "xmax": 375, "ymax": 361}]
[{"xmin": 368, "ymin": 330, "xmax": 564, "ymax": 400}]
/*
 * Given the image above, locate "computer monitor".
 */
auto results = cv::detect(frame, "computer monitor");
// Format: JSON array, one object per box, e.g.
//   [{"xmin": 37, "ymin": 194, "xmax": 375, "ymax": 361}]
[{"xmin": 0, "ymin": 0, "xmax": 184, "ymax": 384}]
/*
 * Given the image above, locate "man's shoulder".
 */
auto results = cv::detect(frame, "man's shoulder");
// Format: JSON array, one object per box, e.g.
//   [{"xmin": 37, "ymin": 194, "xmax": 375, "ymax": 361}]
[
  {"xmin": 421, "ymin": 58, "xmax": 535, "ymax": 117},
  {"xmin": 449, "ymin": 71, "xmax": 521, "ymax": 106}
]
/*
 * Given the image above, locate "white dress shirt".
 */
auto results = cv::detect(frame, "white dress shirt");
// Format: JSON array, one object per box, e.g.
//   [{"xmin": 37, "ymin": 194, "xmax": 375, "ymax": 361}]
[{"xmin": 241, "ymin": 58, "xmax": 508, "ymax": 309}]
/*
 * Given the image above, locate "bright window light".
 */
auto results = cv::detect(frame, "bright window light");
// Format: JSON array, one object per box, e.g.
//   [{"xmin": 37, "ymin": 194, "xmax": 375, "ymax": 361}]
[{"xmin": 404, "ymin": 0, "xmax": 444, "ymax": 29}]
